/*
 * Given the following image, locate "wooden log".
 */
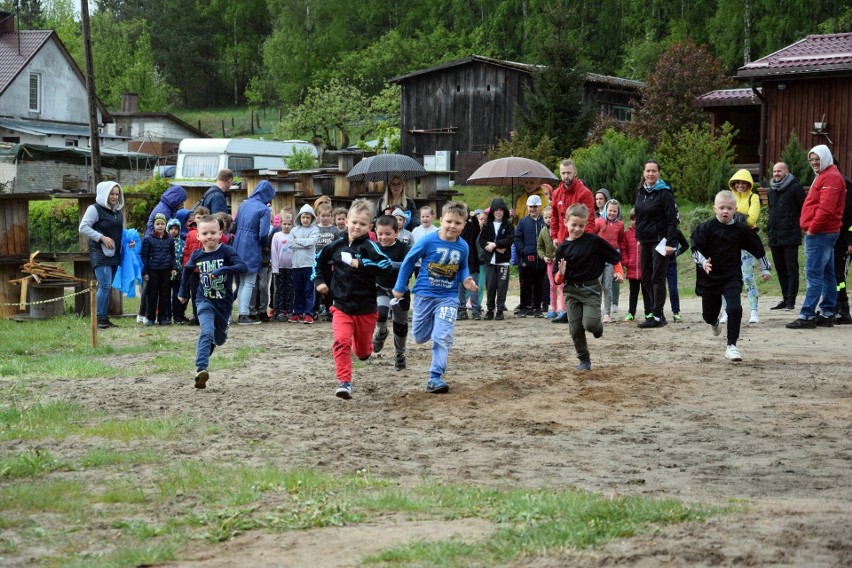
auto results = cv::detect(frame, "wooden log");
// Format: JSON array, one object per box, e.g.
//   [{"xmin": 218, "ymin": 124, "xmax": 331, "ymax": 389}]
[{"xmin": 19, "ymin": 278, "xmax": 27, "ymax": 311}]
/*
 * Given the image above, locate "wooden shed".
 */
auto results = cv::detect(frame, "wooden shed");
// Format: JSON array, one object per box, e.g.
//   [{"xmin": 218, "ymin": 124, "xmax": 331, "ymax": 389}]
[
  {"xmin": 389, "ymin": 55, "xmax": 643, "ymax": 183},
  {"xmin": 733, "ymin": 32, "xmax": 852, "ymax": 179}
]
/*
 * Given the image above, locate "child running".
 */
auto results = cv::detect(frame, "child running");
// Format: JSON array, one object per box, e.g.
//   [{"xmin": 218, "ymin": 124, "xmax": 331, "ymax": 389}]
[
  {"xmin": 691, "ymin": 190, "xmax": 771, "ymax": 362},
  {"xmin": 554, "ymin": 204, "xmax": 623, "ymax": 371},
  {"xmin": 393, "ymin": 201, "xmax": 479, "ymax": 394},
  {"xmin": 313, "ymin": 199, "xmax": 392, "ymax": 399},
  {"xmin": 372, "ymin": 215, "xmax": 411, "ymax": 371},
  {"xmin": 178, "ymin": 215, "xmax": 248, "ymax": 388}
]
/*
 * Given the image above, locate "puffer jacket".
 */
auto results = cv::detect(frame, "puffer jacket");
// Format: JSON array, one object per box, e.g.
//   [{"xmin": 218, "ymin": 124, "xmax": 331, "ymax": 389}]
[
  {"xmin": 767, "ymin": 174, "xmax": 805, "ymax": 247},
  {"xmin": 232, "ymin": 180, "xmax": 274, "ymax": 272},
  {"xmin": 729, "ymin": 169, "xmax": 760, "ymax": 228},
  {"xmin": 140, "ymin": 231, "xmax": 176, "ymax": 274},
  {"xmin": 623, "ymin": 225, "xmax": 641, "ymax": 280},
  {"xmin": 78, "ymin": 181, "xmax": 126, "ymax": 268},
  {"xmin": 800, "ymin": 145, "xmax": 847, "ymax": 235}
]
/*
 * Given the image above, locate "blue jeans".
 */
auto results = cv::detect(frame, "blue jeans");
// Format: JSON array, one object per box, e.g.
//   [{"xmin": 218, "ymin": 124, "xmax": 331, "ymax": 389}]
[
  {"xmin": 195, "ymin": 301, "xmax": 229, "ymax": 371},
  {"xmin": 236, "ymin": 271, "xmax": 257, "ymax": 316},
  {"xmin": 800, "ymin": 233, "xmax": 839, "ymax": 319},
  {"xmin": 94, "ymin": 264, "xmax": 117, "ymax": 319},
  {"xmin": 666, "ymin": 257, "xmax": 680, "ymax": 314},
  {"xmin": 291, "ymin": 267, "xmax": 315, "ymax": 316},
  {"xmin": 741, "ymin": 251, "xmax": 758, "ymax": 311},
  {"xmin": 458, "ymin": 269, "xmax": 480, "ymax": 314},
  {"xmin": 412, "ymin": 295, "xmax": 457, "ymax": 381}
]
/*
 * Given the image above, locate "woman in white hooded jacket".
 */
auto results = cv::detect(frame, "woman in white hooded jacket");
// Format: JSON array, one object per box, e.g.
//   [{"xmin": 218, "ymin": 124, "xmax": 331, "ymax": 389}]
[
  {"xmin": 288, "ymin": 203, "xmax": 319, "ymax": 322},
  {"xmin": 78, "ymin": 181, "xmax": 131, "ymax": 329}
]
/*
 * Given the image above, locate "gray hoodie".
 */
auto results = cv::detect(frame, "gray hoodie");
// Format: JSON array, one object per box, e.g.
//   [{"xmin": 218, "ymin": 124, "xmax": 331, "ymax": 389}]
[
  {"xmin": 289, "ymin": 203, "xmax": 319, "ymax": 268},
  {"xmin": 78, "ymin": 181, "xmax": 126, "ymax": 263}
]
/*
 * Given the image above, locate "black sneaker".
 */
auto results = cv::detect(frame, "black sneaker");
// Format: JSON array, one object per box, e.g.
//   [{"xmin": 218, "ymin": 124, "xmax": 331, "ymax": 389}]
[
  {"xmin": 770, "ymin": 301, "xmax": 787, "ymax": 310},
  {"xmin": 551, "ymin": 312, "xmax": 568, "ymax": 324},
  {"xmin": 237, "ymin": 315, "xmax": 260, "ymax": 325},
  {"xmin": 786, "ymin": 318, "xmax": 816, "ymax": 329},
  {"xmin": 495, "ymin": 311, "xmax": 505, "ymax": 321},
  {"xmin": 637, "ymin": 317, "xmax": 665, "ymax": 328},
  {"xmin": 484, "ymin": 311, "xmax": 494, "ymax": 321},
  {"xmin": 533, "ymin": 309, "xmax": 543, "ymax": 318},
  {"xmin": 394, "ymin": 352, "xmax": 406, "ymax": 371},
  {"xmin": 97, "ymin": 318, "xmax": 110, "ymax": 330},
  {"xmin": 837, "ymin": 312, "xmax": 852, "ymax": 325},
  {"xmin": 372, "ymin": 330, "xmax": 388, "ymax": 353},
  {"xmin": 815, "ymin": 314, "xmax": 834, "ymax": 327},
  {"xmin": 457, "ymin": 309, "xmax": 469, "ymax": 320}
]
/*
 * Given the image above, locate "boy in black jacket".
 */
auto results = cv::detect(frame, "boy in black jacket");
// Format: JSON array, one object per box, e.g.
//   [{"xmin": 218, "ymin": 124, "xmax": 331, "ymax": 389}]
[
  {"xmin": 691, "ymin": 190, "xmax": 771, "ymax": 362},
  {"xmin": 313, "ymin": 199, "xmax": 392, "ymax": 400},
  {"xmin": 554, "ymin": 204, "xmax": 623, "ymax": 371},
  {"xmin": 372, "ymin": 215, "xmax": 411, "ymax": 371},
  {"xmin": 478, "ymin": 198, "xmax": 514, "ymax": 320}
]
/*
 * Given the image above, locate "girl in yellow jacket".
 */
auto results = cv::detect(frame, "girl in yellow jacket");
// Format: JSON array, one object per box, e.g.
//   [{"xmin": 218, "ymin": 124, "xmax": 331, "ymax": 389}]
[{"xmin": 730, "ymin": 169, "xmax": 762, "ymax": 324}]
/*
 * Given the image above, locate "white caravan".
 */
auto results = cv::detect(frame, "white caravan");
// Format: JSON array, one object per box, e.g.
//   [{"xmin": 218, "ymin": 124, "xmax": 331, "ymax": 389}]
[{"xmin": 175, "ymin": 138, "xmax": 317, "ymax": 179}]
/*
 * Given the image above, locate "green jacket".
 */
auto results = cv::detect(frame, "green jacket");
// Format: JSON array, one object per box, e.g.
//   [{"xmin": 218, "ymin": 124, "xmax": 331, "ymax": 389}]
[{"xmin": 536, "ymin": 225, "xmax": 555, "ymax": 260}]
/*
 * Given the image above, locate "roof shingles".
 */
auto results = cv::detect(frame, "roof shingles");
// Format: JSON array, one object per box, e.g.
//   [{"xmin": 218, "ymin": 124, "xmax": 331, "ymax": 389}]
[
  {"xmin": 737, "ymin": 33, "xmax": 852, "ymax": 79},
  {"xmin": 0, "ymin": 30, "xmax": 52, "ymax": 94}
]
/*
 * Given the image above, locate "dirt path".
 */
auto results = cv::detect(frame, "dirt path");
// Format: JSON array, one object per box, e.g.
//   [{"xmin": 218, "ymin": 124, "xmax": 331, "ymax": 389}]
[{"xmin": 49, "ymin": 295, "xmax": 852, "ymax": 566}]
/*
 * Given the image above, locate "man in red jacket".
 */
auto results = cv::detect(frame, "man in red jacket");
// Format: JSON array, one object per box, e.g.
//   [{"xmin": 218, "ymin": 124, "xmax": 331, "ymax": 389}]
[
  {"xmin": 550, "ymin": 159, "xmax": 595, "ymax": 246},
  {"xmin": 549, "ymin": 159, "xmax": 595, "ymax": 323},
  {"xmin": 786, "ymin": 144, "xmax": 847, "ymax": 329}
]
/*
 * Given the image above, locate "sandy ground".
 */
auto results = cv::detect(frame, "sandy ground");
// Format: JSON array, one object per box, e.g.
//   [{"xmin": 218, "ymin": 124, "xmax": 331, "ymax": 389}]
[{"xmin": 21, "ymin": 294, "xmax": 852, "ymax": 566}]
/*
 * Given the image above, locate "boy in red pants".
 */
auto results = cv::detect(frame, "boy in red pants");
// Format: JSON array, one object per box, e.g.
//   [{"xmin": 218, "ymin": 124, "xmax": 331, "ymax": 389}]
[{"xmin": 313, "ymin": 199, "xmax": 392, "ymax": 399}]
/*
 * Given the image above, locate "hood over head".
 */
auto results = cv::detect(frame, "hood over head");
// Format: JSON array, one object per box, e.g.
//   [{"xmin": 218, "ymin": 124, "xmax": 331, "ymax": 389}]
[
  {"xmin": 160, "ymin": 185, "xmax": 188, "ymax": 210},
  {"xmin": 603, "ymin": 198, "xmax": 622, "ymax": 221},
  {"xmin": 166, "ymin": 218, "xmax": 181, "ymax": 231},
  {"xmin": 251, "ymin": 180, "xmax": 276, "ymax": 204},
  {"xmin": 297, "ymin": 203, "xmax": 316, "ymax": 223},
  {"xmin": 95, "ymin": 181, "xmax": 124, "ymax": 210},
  {"xmin": 808, "ymin": 145, "xmax": 833, "ymax": 173},
  {"xmin": 595, "ymin": 188, "xmax": 611, "ymax": 202},
  {"xmin": 487, "ymin": 198, "xmax": 510, "ymax": 221},
  {"xmin": 728, "ymin": 169, "xmax": 756, "ymax": 191}
]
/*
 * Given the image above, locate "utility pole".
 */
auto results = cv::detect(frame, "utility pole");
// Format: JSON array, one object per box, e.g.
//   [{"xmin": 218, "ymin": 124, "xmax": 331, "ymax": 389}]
[{"xmin": 80, "ymin": 0, "xmax": 102, "ymax": 188}]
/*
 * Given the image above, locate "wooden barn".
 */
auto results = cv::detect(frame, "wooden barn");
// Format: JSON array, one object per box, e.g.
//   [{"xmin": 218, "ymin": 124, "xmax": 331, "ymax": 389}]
[
  {"xmin": 698, "ymin": 32, "xmax": 852, "ymax": 181},
  {"xmin": 389, "ymin": 55, "xmax": 643, "ymax": 183}
]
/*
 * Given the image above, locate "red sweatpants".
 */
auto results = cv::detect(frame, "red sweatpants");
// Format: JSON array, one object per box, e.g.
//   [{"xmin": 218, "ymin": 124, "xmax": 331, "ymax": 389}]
[{"xmin": 331, "ymin": 307, "xmax": 379, "ymax": 383}]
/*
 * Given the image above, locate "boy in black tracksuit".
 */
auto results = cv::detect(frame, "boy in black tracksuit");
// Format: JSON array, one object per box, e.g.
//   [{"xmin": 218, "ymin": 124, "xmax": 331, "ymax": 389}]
[
  {"xmin": 478, "ymin": 198, "xmax": 514, "ymax": 320},
  {"xmin": 372, "ymin": 214, "xmax": 411, "ymax": 371},
  {"xmin": 691, "ymin": 190, "xmax": 771, "ymax": 362},
  {"xmin": 554, "ymin": 203, "xmax": 623, "ymax": 371},
  {"xmin": 312, "ymin": 200, "xmax": 392, "ymax": 400}
]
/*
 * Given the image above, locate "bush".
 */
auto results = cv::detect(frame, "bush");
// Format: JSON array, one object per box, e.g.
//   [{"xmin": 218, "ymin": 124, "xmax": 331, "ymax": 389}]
[
  {"xmin": 779, "ymin": 129, "xmax": 814, "ymax": 186},
  {"xmin": 656, "ymin": 122, "xmax": 737, "ymax": 204},
  {"xmin": 29, "ymin": 199, "xmax": 80, "ymax": 253},
  {"xmin": 570, "ymin": 129, "xmax": 650, "ymax": 204},
  {"xmin": 286, "ymin": 147, "xmax": 319, "ymax": 170},
  {"xmin": 123, "ymin": 175, "xmax": 172, "ymax": 230}
]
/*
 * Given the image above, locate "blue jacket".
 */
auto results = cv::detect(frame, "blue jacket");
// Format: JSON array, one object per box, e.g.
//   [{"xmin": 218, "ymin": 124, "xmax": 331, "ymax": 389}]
[
  {"xmin": 146, "ymin": 185, "xmax": 187, "ymax": 236},
  {"xmin": 514, "ymin": 215, "xmax": 546, "ymax": 258},
  {"xmin": 232, "ymin": 180, "xmax": 274, "ymax": 273},
  {"xmin": 140, "ymin": 231, "xmax": 176, "ymax": 274}
]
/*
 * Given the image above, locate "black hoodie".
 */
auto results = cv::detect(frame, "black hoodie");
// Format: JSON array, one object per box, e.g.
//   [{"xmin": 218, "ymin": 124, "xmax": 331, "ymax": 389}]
[{"xmin": 478, "ymin": 198, "xmax": 514, "ymax": 265}]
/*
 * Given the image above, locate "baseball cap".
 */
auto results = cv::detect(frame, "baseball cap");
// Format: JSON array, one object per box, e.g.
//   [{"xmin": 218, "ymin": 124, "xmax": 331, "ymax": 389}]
[{"xmin": 526, "ymin": 195, "xmax": 542, "ymax": 207}]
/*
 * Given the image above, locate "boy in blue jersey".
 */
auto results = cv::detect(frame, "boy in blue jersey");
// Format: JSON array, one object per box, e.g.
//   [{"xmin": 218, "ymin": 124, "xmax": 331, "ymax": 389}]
[
  {"xmin": 178, "ymin": 215, "xmax": 248, "ymax": 389},
  {"xmin": 393, "ymin": 201, "xmax": 479, "ymax": 393}
]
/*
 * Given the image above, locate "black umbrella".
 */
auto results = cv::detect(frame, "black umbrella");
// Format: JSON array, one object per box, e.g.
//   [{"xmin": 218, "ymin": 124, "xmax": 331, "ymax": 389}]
[{"xmin": 346, "ymin": 154, "xmax": 428, "ymax": 182}]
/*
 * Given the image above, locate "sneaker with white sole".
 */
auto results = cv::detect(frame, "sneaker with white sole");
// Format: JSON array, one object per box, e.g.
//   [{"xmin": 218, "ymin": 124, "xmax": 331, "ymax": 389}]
[
  {"xmin": 711, "ymin": 320, "xmax": 722, "ymax": 336},
  {"xmin": 136, "ymin": 315, "xmax": 145, "ymax": 324},
  {"xmin": 719, "ymin": 312, "xmax": 728, "ymax": 324},
  {"xmin": 335, "ymin": 382, "xmax": 352, "ymax": 399},
  {"xmin": 748, "ymin": 310, "xmax": 759, "ymax": 324},
  {"xmin": 602, "ymin": 314, "xmax": 611, "ymax": 323},
  {"xmin": 725, "ymin": 345, "xmax": 742, "ymax": 361}
]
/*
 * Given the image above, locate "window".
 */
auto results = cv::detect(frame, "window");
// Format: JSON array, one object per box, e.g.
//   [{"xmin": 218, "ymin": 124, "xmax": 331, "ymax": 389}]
[
  {"xmin": 29, "ymin": 73, "xmax": 41, "ymax": 112},
  {"xmin": 227, "ymin": 156, "xmax": 253, "ymax": 173},
  {"xmin": 182, "ymin": 154, "xmax": 219, "ymax": 178},
  {"xmin": 613, "ymin": 105, "xmax": 631, "ymax": 121},
  {"xmin": 65, "ymin": 139, "xmax": 78, "ymax": 147}
]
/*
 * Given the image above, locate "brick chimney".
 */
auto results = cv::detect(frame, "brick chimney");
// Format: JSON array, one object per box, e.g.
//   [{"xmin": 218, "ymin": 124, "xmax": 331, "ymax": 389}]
[
  {"xmin": 121, "ymin": 93, "xmax": 139, "ymax": 113},
  {"xmin": 0, "ymin": 11, "xmax": 14, "ymax": 35}
]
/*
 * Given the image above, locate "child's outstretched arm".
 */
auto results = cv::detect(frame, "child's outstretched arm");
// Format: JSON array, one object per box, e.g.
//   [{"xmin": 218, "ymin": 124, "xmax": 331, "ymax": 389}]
[{"xmin": 392, "ymin": 239, "xmax": 426, "ymax": 297}]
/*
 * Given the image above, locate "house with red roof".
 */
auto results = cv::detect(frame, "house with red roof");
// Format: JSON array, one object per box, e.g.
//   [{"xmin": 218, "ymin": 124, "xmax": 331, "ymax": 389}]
[
  {"xmin": 0, "ymin": 11, "xmax": 156, "ymax": 192},
  {"xmin": 696, "ymin": 32, "xmax": 852, "ymax": 181}
]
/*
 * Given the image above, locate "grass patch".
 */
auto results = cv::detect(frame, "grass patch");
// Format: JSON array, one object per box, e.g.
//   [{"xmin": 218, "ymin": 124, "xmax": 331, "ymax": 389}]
[
  {"xmin": 0, "ymin": 449, "xmax": 71, "ymax": 479},
  {"xmin": 80, "ymin": 448, "xmax": 160, "ymax": 468},
  {"xmin": 0, "ymin": 479, "xmax": 88, "ymax": 513},
  {"xmin": 363, "ymin": 485, "xmax": 726, "ymax": 566}
]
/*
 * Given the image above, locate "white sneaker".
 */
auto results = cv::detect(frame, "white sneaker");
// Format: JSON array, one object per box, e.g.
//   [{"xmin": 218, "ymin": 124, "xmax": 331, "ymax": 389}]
[
  {"xmin": 602, "ymin": 314, "xmax": 611, "ymax": 323},
  {"xmin": 136, "ymin": 315, "xmax": 145, "ymax": 324},
  {"xmin": 725, "ymin": 344, "xmax": 742, "ymax": 361},
  {"xmin": 711, "ymin": 321, "xmax": 722, "ymax": 336},
  {"xmin": 719, "ymin": 312, "xmax": 728, "ymax": 324},
  {"xmin": 612, "ymin": 305, "xmax": 619, "ymax": 314},
  {"xmin": 749, "ymin": 310, "xmax": 759, "ymax": 324}
]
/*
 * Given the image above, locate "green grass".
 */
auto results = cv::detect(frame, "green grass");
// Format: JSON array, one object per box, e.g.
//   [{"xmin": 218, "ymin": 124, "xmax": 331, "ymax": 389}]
[
  {"xmin": 0, "ymin": 449, "xmax": 71, "ymax": 479},
  {"xmin": 175, "ymin": 106, "xmax": 281, "ymax": 138}
]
